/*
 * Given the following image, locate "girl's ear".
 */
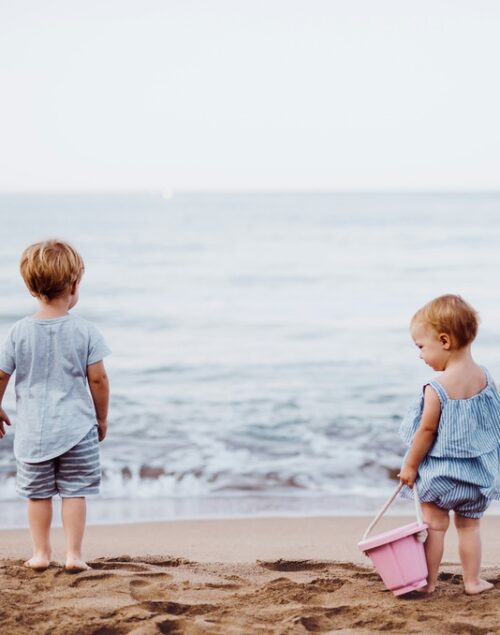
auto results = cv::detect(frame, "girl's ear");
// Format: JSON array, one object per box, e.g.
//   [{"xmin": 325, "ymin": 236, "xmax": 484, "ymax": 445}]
[{"xmin": 439, "ymin": 333, "xmax": 451, "ymax": 350}]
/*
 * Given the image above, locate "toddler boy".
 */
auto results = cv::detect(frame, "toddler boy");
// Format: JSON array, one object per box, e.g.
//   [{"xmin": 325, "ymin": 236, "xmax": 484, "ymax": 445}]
[{"xmin": 0, "ymin": 239, "xmax": 110, "ymax": 572}]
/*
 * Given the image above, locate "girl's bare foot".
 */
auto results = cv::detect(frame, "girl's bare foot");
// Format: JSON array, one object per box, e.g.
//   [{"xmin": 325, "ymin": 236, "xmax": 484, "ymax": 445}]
[
  {"xmin": 464, "ymin": 579, "xmax": 494, "ymax": 595},
  {"xmin": 416, "ymin": 583, "xmax": 436, "ymax": 594},
  {"xmin": 64, "ymin": 557, "xmax": 90, "ymax": 573},
  {"xmin": 24, "ymin": 554, "xmax": 51, "ymax": 572}
]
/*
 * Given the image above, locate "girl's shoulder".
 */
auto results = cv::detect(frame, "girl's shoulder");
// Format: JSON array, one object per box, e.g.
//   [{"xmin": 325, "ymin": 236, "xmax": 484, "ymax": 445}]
[{"xmin": 426, "ymin": 365, "xmax": 495, "ymax": 406}]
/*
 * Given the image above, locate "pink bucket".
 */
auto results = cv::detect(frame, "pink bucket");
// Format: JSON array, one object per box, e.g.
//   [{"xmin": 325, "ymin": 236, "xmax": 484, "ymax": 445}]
[{"xmin": 358, "ymin": 484, "xmax": 428, "ymax": 596}]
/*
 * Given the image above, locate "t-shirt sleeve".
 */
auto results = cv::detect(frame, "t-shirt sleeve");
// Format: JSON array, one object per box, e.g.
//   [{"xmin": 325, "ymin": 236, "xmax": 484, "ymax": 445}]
[
  {"xmin": 0, "ymin": 328, "xmax": 16, "ymax": 375},
  {"xmin": 87, "ymin": 324, "xmax": 112, "ymax": 366}
]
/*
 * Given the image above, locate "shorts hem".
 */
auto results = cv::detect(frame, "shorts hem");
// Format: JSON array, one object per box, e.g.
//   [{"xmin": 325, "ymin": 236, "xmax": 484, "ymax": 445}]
[
  {"xmin": 453, "ymin": 510, "xmax": 485, "ymax": 519},
  {"xmin": 17, "ymin": 492, "xmax": 55, "ymax": 500},
  {"xmin": 17, "ymin": 488, "xmax": 100, "ymax": 499},
  {"xmin": 59, "ymin": 489, "xmax": 100, "ymax": 498}
]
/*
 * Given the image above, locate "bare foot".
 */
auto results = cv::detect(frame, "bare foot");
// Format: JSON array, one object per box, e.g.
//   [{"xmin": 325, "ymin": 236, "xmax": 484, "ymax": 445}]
[
  {"xmin": 64, "ymin": 557, "xmax": 90, "ymax": 573},
  {"xmin": 416, "ymin": 583, "xmax": 436, "ymax": 594},
  {"xmin": 24, "ymin": 555, "xmax": 51, "ymax": 572},
  {"xmin": 464, "ymin": 579, "xmax": 494, "ymax": 595}
]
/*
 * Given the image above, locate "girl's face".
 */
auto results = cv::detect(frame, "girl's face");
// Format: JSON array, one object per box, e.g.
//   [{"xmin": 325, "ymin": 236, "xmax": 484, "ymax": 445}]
[{"xmin": 410, "ymin": 320, "xmax": 451, "ymax": 371}]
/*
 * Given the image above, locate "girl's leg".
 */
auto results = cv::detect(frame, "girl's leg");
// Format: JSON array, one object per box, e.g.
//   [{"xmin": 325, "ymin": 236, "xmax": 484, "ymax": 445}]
[
  {"xmin": 454, "ymin": 514, "xmax": 493, "ymax": 594},
  {"xmin": 26, "ymin": 497, "xmax": 53, "ymax": 570},
  {"xmin": 61, "ymin": 496, "xmax": 90, "ymax": 572},
  {"xmin": 420, "ymin": 502, "xmax": 450, "ymax": 592}
]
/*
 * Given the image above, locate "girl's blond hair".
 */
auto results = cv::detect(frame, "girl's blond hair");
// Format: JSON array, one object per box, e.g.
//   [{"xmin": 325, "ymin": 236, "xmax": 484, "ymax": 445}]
[
  {"xmin": 412, "ymin": 294, "xmax": 479, "ymax": 348},
  {"xmin": 20, "ymin": 239, "xmax": 85, "ymax": 301}
]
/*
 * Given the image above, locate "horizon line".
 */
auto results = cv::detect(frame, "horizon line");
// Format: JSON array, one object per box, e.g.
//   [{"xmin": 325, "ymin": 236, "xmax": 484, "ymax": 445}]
[{"xmin": 1, "ymin": 188, "xmax": 500, "ymax": 196}]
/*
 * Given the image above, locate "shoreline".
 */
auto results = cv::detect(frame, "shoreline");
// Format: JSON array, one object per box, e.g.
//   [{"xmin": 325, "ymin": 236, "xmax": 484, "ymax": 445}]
[{"xmin": 2, "ymin": 496, "xmax": 499, "ymax": 530}]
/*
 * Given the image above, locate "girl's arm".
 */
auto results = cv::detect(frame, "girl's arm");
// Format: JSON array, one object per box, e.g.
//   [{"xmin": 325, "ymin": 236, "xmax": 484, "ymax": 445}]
[
  {"xmin": 0, "ymin": 370, "xmax": 12, "ymax": 439},
  {"xmin": 87, "ymin": 361, "xmax": 109, "ymax": 442},
  {"xmin": 398, "ymin": 385, "xmax": 441, "ymax": 487}
]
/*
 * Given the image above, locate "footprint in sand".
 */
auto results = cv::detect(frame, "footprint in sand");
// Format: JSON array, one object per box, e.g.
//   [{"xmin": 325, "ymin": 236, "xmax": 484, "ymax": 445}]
[
  {"xmin": 204, "ymin": 582, "xmax": 242, "ymax": 590},
  {"xmin": 236, "ymin": 576, "xmax": 346, "ymax": 608},
  {"xmin": 107, "ymin": 605, "xmax": 196, "ymax": 635},
  {"xmin": 134, "ymin": 556, "xmax": 192, "ymax": 568},
  {"xmin": 155, "ymin": 619, "xmax": 186, "ymax": 635},
  {"xmin": 90, "ymin": 560, "xmax": 153, "ymax": 572},
  {"xmin": 88, "ymin": 628, "xmax": 123, "ymax": 635},
  {"xmin": 154, "ymin": 617, "xmax": 221, "ymax": 635},
  {"xmin": 296, "ymin": 614, "xmax": 337, "ymax": 632},
  {"xmin": 129, "ymin": 574, "xmax": 174, "ymax": 601},
  {"xmin": 292, "ymin": 606, "xmax": 360, "ymax": 633},
  {"xmin": 438, "ymin": 572, "xmax": 462, "ymax": 585},
  {"xmin": 139, "ymin": 600, "xmax": 217, "ymax": 617},
  {"xmin": 352, "ymin": 570, "xmax": 384, "ymax": 582},
  {"xmin": 257, "ymin": 559, "xmax": 331, "ymax": 572},
  {"xmin": 69, "ymin": 572, "xmax": 117, "ymax": 588}
]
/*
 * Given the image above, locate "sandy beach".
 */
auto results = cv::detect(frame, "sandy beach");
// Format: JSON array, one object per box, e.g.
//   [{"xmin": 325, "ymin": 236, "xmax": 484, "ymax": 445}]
[{"xmin": 1, "ymin": 515, "xmax": 499, "ymax": 634}]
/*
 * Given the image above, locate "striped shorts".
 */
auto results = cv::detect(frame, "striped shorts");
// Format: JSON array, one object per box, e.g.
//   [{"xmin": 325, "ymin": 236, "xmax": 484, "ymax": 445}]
[
  {"xmin": 16, "ymin": 427, "xmax": 101, "ymax": 499},
  {"xmin": 402, "ymin": 481, "xmax": 492, "ymax": 519},
  {"xmin": 430, "ymin": 482, "xmax": 492, "ymax": 519}
]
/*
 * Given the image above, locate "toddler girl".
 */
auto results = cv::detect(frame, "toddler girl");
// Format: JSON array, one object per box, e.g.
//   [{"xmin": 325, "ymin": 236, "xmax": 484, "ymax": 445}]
[{"xmin": 398, "ymin": 294, "xmax": 500, "ymax": 594}]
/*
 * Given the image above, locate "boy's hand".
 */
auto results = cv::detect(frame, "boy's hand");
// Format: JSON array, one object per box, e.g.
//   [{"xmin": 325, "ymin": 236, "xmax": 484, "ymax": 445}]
[
  {"xmin": 97, "ymin": 420, "xmax": 107, "ymax": 442},
  {"xmin": 398, "ymin": 465, "xmax": 417, "ymax": 488},
  {"xmin": 0, "ymin": 408, "xmax": 11, "ymax": 439}
]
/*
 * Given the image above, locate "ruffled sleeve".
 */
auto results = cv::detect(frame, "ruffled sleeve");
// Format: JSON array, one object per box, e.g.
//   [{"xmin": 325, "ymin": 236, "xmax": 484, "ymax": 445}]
[{"xmin": 399, "ymin": 392, "xmax": 424, "ymax": 446}]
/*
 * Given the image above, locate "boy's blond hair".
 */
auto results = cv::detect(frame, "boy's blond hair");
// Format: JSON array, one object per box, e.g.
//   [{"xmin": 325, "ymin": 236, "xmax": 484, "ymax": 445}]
[
  {"xmin": 412, "ymin": 294, "xmax": 479, "ymax": 348},
  {"xmin": 20, "ymin": 240, "xmax": 85, "ymax": 301}
]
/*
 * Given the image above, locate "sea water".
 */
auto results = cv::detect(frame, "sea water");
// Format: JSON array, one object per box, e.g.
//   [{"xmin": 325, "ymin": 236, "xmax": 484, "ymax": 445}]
[{"xmin": 1, "ymin": 192, "xmax": 499, "ymax": 526}]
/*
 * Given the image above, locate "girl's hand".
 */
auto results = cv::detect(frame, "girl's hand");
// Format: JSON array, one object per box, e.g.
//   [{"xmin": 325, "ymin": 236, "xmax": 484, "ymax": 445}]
[
  {"xmin": 398, "ymin": 464, "xmax": 418, "ymax": 488},
  {"xmin": 0, "ymin": 408, "xmax": 11, "ymax": 439}
]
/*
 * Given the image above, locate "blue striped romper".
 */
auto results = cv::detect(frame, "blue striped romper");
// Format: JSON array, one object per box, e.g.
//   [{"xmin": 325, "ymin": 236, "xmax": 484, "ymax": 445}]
[{"xmin": 399, "ymin": 367, "xmax": 500, "ymax": 518}]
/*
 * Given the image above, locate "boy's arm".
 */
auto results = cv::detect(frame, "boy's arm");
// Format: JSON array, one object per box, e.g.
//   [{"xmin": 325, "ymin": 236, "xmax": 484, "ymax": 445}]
[
  {"xmin": 87, "ymin": 361, "xmax": 109, "ymax": 442},
  {"xmin": 0, "ymin": 370, "xmax": 12, "ymax": 439},
  {"xmin": 398, "ymin": 385, "xmax": 441, "ymax": 487}
]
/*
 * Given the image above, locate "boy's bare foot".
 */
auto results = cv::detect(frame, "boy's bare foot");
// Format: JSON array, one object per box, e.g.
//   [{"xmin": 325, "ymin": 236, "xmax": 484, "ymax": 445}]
[
  {"xmin": 464, "ymin": 579, "xmax": 494, "ymax": 595},
  {"xmin": 24, "ymin": 555, "xmax": 51, "ymax": 572},
  {"xmin": 64, "ymin": 557, "xmax": 90, "ymax": 573}
]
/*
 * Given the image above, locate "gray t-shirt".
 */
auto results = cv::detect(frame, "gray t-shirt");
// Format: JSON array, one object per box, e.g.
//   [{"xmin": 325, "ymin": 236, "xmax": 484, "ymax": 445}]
[{"xmin": 0, "ymin": 314, "xmax": 111, "ymax": 462}]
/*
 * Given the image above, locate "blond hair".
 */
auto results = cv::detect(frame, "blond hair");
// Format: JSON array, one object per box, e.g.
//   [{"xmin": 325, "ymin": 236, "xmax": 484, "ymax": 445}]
[
  {"xmin": 412, "ymin": 294, "xmax": 479, "ymax": 348},
  {"xmin": 20, "ymin": 240, "xmax": 85, "ymax": 301}
]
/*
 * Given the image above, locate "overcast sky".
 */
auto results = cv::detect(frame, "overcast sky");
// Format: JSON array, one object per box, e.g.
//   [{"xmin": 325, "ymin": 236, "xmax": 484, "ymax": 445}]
[{"xmin": 1, "ymin": 0, "xmax": 499, "ymax": 192}]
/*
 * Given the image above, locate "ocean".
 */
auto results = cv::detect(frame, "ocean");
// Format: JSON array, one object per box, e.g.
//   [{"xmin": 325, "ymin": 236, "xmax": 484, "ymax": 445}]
[{"xmin": 1, "ymin": 192, "xmax": 500, "ymax": 526}]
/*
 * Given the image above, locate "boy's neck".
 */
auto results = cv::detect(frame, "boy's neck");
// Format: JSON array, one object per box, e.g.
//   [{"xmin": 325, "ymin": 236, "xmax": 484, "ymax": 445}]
[{"xmin": 33, "ymin": 295, "xmax": 73, "ymax": 319}]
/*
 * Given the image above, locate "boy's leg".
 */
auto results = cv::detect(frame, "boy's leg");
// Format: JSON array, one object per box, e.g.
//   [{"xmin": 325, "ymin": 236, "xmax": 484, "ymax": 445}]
[
  {"xmin": 454, "ymin": 514, "xmax": 493, "ymax": 594},
  {"xmin": 420, "ymin": 502, "xmax": 450, "ymax": 592},
  {"xmin": 56, "ymin": 427, "xmax": 100, "ymax": 572},
  {"xmin": 26, "ymin": 498, "xmax": 53, "ymax": 570},
  {"xmin": 17, "ymin": 457, "xmax": 57, "ymax": 570},
  {"xmin": 61, "ymin": 496, "xmax": 90, "ymax": 572}
]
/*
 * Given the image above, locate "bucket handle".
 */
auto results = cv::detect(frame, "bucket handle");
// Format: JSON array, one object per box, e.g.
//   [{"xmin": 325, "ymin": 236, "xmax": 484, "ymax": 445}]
[{"xmin": 361, "ymin": 483, "xmax": 425, "ymax": 542}]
